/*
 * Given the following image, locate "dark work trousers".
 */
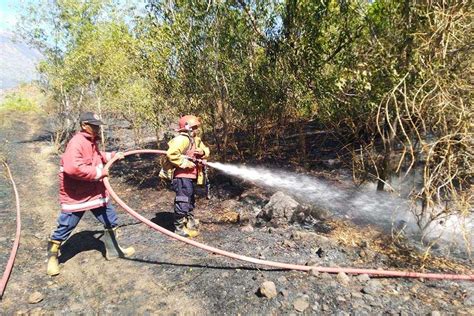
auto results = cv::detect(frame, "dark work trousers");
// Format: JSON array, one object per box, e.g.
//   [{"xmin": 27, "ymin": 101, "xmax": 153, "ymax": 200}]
[
  {"xmin": 172, "ymin": 177, "xmax": 196, "ymax": 219},
  {"xmin": 50, "ymin": 202, "xmax": 118, "ymax": 242}
]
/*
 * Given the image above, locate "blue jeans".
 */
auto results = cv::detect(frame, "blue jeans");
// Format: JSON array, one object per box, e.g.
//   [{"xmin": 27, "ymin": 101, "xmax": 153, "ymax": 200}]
[{"xmin": 50, "ymin": 202, "xmax": 118, "ymax": 242}]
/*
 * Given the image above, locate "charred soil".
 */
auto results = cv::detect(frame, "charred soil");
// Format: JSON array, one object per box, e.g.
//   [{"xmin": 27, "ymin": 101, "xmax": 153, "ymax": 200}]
[{"xmin": 0, "ymin": 113, "xmax": 472, "ymax": 315}]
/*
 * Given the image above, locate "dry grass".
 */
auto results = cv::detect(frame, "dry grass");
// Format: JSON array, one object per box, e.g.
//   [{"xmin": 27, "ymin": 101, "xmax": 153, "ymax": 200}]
[{"xmin": 326, "ymin": 219, "xmax": 472, "ymax": 274}]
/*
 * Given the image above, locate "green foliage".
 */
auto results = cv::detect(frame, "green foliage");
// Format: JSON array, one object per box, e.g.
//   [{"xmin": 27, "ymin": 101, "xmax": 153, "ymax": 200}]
[
  {"xmin": 0, "ymin": 93, "xmax": 39, "ymax": 113},
  {"xmin": 16, "ymin": 0, "xmax": 472, "ymax": 231}
]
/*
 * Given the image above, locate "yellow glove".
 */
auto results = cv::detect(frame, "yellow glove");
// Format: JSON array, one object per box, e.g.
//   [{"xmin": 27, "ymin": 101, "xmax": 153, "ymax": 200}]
[{"xmin": 180, "ymin": 159, "xmax": 196, "ymax": 169}]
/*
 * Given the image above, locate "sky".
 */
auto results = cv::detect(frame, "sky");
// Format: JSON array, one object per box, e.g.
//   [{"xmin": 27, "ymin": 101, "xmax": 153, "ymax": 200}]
[
  {"xmin": 0, "ymin": 0, "xmax": 19, "ymax": 32},
  {"xmin": 0, "ymin": 0, "xmax": 148, "ymax": 32}
]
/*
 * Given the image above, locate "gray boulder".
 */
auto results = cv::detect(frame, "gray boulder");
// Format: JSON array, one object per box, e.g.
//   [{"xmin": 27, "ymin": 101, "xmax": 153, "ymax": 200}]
[{"xmin": 259, "ymin": 191, "xmax": 300, "ymax": 225}]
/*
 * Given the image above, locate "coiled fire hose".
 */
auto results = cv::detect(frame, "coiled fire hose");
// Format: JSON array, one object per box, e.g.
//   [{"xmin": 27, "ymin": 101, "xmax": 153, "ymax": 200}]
[
  {"xmin": 0, "ymin": 162, "xmax": 21, "ymax": 298},
  {"xmin": 104, "ymin": 150, "xmax": 473, "ymax": 281}
]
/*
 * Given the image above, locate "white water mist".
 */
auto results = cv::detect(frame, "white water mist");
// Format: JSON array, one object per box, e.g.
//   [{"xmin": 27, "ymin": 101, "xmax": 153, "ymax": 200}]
[{"xmin": 208, "ymin": 162, "xmax": 473, "ymax": 253}]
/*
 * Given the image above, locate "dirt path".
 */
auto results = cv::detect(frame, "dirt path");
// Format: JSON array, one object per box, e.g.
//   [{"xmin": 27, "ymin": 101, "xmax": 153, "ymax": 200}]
[
  {"xmin": 0, "ymin": 113, "xmax": 473, "ymax": 314},
  {"xmin": 0, "ymin": 115, "xmax": 201, "ymax": 314}
]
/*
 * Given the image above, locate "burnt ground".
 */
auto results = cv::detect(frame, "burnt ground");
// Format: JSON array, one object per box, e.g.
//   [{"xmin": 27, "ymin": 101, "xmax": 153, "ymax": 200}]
[{"xmin": 0, "ymin": 112, "xmax": 473, "ymax": 315}]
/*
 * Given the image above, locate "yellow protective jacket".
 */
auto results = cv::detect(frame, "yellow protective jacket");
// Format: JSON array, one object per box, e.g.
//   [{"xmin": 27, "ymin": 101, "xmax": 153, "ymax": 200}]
[{"xmin": 166, "ymin": 132, "xmax": 210, "ymax": 184}]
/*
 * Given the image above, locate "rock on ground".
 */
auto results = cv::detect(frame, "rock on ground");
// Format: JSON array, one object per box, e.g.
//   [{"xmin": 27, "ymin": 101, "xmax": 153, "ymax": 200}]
[
  {"xmin": 259, "ymin": 281, "xmax": 278, "ymax": 299},
  {"xmin": 28, "ymin": 292, "xmax": 44, "ymax": 304},
  {"xmin": 293, "ymin": 295, "xmax": 310, "ymax": 312},
  {"xmin": 259, "ymin": 191, "xmax": 300, "ymax": 225}
]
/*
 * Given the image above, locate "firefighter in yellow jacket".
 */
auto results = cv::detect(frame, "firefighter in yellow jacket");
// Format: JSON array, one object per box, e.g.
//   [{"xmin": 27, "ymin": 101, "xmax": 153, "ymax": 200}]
[{"xmin": 166, "ymin": 115, "xmax": 210, "ymax": 237}]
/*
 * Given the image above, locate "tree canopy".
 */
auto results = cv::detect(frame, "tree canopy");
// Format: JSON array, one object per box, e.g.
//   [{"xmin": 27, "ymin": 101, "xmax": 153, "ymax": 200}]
[{"xmin": 17, "ymin": 0, "xmax": 473, "ymax": 235}]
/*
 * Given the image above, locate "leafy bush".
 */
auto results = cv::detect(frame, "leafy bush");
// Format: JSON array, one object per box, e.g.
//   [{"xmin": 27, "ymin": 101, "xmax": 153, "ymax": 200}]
[{"xmin": 0, "ymin": 93, "xmax": 39, "ymax": 113}]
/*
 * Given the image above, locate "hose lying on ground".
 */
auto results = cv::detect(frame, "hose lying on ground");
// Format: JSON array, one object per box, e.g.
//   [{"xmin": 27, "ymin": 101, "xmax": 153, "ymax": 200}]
[
  {"xmin": 104, "ymin": 150, "xmax": 473, "ymax": 281},
  {"xmin": 0, "ymin": 162, "xmax": 21, "ymax": 298}
]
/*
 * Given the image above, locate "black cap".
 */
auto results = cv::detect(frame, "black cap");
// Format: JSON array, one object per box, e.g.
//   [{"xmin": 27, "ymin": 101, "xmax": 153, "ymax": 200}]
[{"xmin": 79, "ymin": 112, "xmax": 105, "ymax": 126}]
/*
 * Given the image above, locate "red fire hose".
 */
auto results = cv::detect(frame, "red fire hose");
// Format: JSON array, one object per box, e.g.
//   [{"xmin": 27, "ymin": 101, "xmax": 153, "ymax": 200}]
[
  {"xmin": 0, "ymin": 162, "xmax": 21, "ymax": 298},
  {"xmin": 104, "ymin": 150, "xmax": 473, "ymax": 281}
]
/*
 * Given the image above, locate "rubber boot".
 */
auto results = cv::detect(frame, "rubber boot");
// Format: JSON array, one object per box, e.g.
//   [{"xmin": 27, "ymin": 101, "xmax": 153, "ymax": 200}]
[
  {"xmin": 102, "ymin": 227, "xmax": 135, "ymax": 260},
  {"xmin": 47, "ymin": 239, "xmax": 61, "ymax": 276},
  {"xmin": 185, "ymin": 213, "xmax": 200, "ymax": 230},
  {"xmin": 174, "ymin": 217, "xmax": 199, "ymax": 238}
]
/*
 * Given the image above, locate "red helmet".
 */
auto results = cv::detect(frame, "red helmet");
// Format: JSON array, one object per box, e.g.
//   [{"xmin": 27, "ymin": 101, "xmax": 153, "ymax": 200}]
[{"xmin": 178, "ymin": 115, "xmax": 201, "ymax": 131}]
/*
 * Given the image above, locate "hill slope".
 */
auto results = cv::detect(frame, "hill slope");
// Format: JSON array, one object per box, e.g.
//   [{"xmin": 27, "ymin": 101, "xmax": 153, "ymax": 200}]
[{"xmin": 0, "ymin": 30, "xmax": 42, "ymax": 90}]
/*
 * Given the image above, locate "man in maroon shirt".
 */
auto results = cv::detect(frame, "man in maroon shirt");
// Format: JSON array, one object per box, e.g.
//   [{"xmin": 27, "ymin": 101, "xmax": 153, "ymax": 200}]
[{"xmin": 47, "ymin": 112, "xmax": 134, "ymax": 276}]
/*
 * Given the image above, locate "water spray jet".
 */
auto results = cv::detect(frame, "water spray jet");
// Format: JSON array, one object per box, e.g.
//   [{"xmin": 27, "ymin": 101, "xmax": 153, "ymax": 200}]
[{"xmin": 208, "ymin": 162, "xmax": 473, "ymax": 254}]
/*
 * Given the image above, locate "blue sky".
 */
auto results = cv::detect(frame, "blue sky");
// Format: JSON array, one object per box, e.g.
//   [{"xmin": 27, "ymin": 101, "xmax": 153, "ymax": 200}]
[
  {"xmin": 0, "ymin": 0, "xmax": 19, "ymax": 31},
  {"xmin": 0, "ymin": 0, "xmax": 148, "ymax": 32}
]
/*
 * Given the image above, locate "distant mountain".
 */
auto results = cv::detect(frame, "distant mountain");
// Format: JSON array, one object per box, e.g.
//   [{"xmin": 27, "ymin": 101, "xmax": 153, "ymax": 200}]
[{"xmin": 0, "ymin": 30, "xmax": 42, "ymax": 90}]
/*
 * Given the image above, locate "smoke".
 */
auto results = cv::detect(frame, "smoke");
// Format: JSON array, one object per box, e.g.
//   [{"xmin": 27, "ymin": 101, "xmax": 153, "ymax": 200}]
[{"xmin": 208, "ymin": 162, "xmax": 473, "ymax": 253}]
